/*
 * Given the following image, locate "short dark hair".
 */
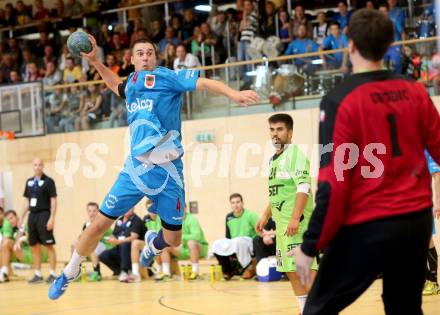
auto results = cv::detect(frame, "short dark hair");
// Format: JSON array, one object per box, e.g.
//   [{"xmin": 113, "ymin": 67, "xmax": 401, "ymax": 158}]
[
  {"xmin": 87, "ymin": 202, "xmax": 99, "ymax": 209},
  {"xmin": 329, "ymin": 21, "xmax": 340, "ymax": 28},
  {"xmin": 268, "ymin": 113, "xmax": 294, "ymax": 130},
  {"xmin": 378, "ymin": 2, "xmax": 389, "ymax": 10},
  {"xmin": 5, "ymin": 210, "xmax": 16, "ymax": 217},
  {"xmin": 131, "ymin": 38, "xmax": 159, "ymax": 57},
  {"xmin": 66, "ymin": 56, "xmax": 74, "ymax": 62},
  {"xmin": 347, "ymin": 9, "xmax": 394, "ymax": 61},
  {"xmin": 338, "ymin": 0, "xmax": 348, "ymax": 6},
  {"xmin": 229, "ymin": 193, "xmax": 243, "ymax": 202}
]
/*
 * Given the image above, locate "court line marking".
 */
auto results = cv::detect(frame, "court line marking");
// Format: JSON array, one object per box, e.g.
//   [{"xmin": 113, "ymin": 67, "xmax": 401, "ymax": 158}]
[{"xmin": 158, "ymin": 296, "xmax": 205, "ymax": 315}]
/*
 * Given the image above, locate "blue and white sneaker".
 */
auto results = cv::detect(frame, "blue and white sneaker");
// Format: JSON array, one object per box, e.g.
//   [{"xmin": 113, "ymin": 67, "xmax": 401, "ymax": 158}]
[
  {"xmin": 140, "ymin": 230, "xmax": 160, "ymax": 268},
  {"xmin": 48, "ymin": 267, "xmax": 81, "ymax": 300}
]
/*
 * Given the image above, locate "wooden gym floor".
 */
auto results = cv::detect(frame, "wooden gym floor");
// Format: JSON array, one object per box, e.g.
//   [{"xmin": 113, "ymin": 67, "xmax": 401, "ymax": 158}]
[{"xmin": 0, "ymin": 263, "xmax": 439, "ymax": 315}]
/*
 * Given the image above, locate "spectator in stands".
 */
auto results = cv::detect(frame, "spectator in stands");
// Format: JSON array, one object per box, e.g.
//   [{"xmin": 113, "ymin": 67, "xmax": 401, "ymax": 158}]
[
  {"xmin": 43, "ymin": 61, "xmax": 62, "ymax": 87},
  {"xmin": 99, "ymin": 208, "xmax": 144, "ymax": 282},
  {"xmin": 59, "ymin": 84, "xmax": 83, "ymax": 132},
  {"xmin": 261, "ymin": 1, "xmax": 277, "ymax": 39},
  {"xmin": 191, "ymin": 26, "xmax": 208, "ymax": 61},
  {"xmin": 225, "ymin": 8, "xmax": 239, "ymax": 56},
  {"xmin": 34, "ymin": 0, "xmax": 50, "ymax": 20},
  {"xmin": 333, "ymin": 1, "xmax": 352, "ymax": 34},
  {"xmin": 321, "ymin": 22, "xmax": 349, "ymax": 71},
  {"xmin": 129, "ymin": 18, "xmax": 146, "ymax": 46},
  {"xmin": 161, "ymin": 43, "xmax": 176, "ymax": 70},
  {"xmin": 105, "ymin": 53, "xmax": 120, "ymax": 74},
  {"xmin": 106, "ymin": 32, "xmax": 124, "ymax": 63},
  {"xmin": 150, "ymin": 20, "xmax": 165, "ymax": 44},
  {"xmin": 290, "ymin": 4, "xmax": 312, "ymax": 39},
  {"xmin": 108, "ymin": 88, "xmax": 126, "ymax": 128},
  {"xmin": 158, "ymin": 27, "xmax": 180, "ymax": 54},
  {"xmin": 201, "ymin": 22, "xmax": 217, "ymax": 62},
  {"xmin": 158, "ymin": 209, "xmax": 208, "ymax": 281},
  {"xmin": 113, "ymin": 25, "xmax": 130, "ymax": 51},
  {"xmin": 50, "ymin": 0, "xmax": 64, "ymax": 17},
  {"xmin": 366, "ymin": 1, "xmax": 376, "ymax": 9},
  {"xmin": 83, "ymin": 64, "xmax": 100, "ymax": 81},
  {"xmin": 313, "ymin": 11, "xmax": 328, "ymax": 46},
  {"xmin": 3, "ymin": 3, "xmax": 16, "ymax": 27},
  {"xmin": 35, "ymin": 31, "xmax": 53, "ymax": 59},
  {"xmin": 64, "ymin": 0, "xmax": 84, "ymax": 18},
  {"xmin": 63, "ymin": 56, "xmax": 82, "ymax": 83},
  {"xmin": 379, "ymin": 2, "xmax": 406, "ymax": 42},
  {"xmin": 9, "ymin": 70, "xmax": 21, "ymax": 83},
  {"xmin": 79, "ymin": 84, "xmax": 102, "ymax": 130},
  {"xmin": 15, "ymin": 1, "xmax": 31, "ymax": 26},
  {"xmin": 39, "ymin": 45, "xmax": 57, "ymax": 70},
  {"xmin": 174, "ymin": 44, "xmax": 201, "ymax": 70},
  {"xmin": 7, "ymin": 38, "xmax": 21, "ymax": 65},
  {"xmin": 45, "ymin": 88, "xmax": 64, "ymax": 133},
  {"xmin": 171, "ymin": 15, "xmax": 183, "ymax": 41},
  {"xmin": 118, "ymin": 49, "xmax": 134, "ymax": 77},
  {"xmin": 388, "ymin": 0, "xmax": 404, "ymax": 29},
  {"xmin": 209, "ymin": 10, "xmax": 227, "ymax": 41},
  {"xmin": 212, "ymin": 193, "xmax": 259, "ymax": 280},
  {"xmin": 96, "ymin": 23, "xmax": 111, "ymax": 48},
  {"xmin": 253, "ymin": 217, "xmax": 276, "ymax": 263},
  {"xmin": 1, "ymin": 54, "xmax": 18, "ymax": 81},
  {"xmin": 284, "ymin": 23, "xmax": 319, "ymax": 72},
  {"xmin": 0, "ymin": 210, "xmax": 32, "ymax": 283},
  {"xmin": 384, "ymin": 43, "xmax": 402, "ymax": 74},
  {"xmin": 21, "ymin": 49, "xmax": 35, "ymax": 78},
  {"xmin": 181, "ymin": 8, "xmax": 198, "ymax": 45},
  {"xmin": 278, "ymin": 9, "xmax": 292, "ymax": 51},
  {"xmin": 24, "ymin": 62, "xmax": 43, "ymax": 82},
  {"xmin": 238, "ymin": 0, "xmax": 258, "ymax": 88},
  {"xmin": 58, "ymin": 44, "xmax": 69, "ymax": 72}
]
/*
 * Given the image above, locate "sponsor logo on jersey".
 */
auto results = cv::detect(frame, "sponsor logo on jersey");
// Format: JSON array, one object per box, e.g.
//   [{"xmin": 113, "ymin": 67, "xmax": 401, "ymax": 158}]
[
  {"xmin": 145, "ymin": 74, "xmax": 155, "ymax": 88},
  {"xmin": 105, "ymin": 194, "xmax": 118, "ymax": 209},
  {"xmin": 127, "ymin": 98, "xmax": 153, "ymax": 113}
]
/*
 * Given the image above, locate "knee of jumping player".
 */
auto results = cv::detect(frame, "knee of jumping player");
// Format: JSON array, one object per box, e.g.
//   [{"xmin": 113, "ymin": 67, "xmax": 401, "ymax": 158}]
[{"xmin": 162, "ymin": 229, "xmax": 182, "ymax": 247}]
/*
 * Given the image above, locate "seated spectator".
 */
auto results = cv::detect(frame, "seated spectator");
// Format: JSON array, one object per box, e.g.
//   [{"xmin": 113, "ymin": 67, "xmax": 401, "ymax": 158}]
[
  {"xmin": 278, "ymin": 9, "xmax": 292, "ymax": 51},
  {"xmin": 379, "ymin": 2, "xmax": 405, "ymax": 42},
  {"xmin": 79, "ymin": 84, "xmax": 102, "ymax": 130},
  {"xmin": 64, "ymin": 0, "xmax": 84, "ymax": 18},
  {"xmin": 388, "ymin": 0, "xmax": 405, "ymax": 29},
  {"xmin": 105, "ymin": 53, "xmax": 120, "ymax": 74},
  {"xmin": 104, "ymin": 87, "xmax": 126, "ymax": 128},
  {"xmin": 3, "ymin": 3, "xmax": 16, "ymax": 27},
  {"xmin": 129, "ymin": 18, "xmax": 145, "ymax": 46},
  {"xmin": 0, "ymin": 210, "xmax": 33, "ymax": 283},
  {"xmin": 71, "ymin": 202, "xmax": 113, "ymax": 282},
  {"xmin": 260, "ymin": 1, "xmax": 277, "ymax": 39},
  {"xmin": 161, "ymin": 43, "xmax": 176, "ymax": 70},
  {"xmin": 51, "ymin": 0, "xmax": 64, "ymax": 18},
  {"xmin": 333, "ymin": 1, "xmax": 352, "ymax": 34},
  {"xmin": 24, "ymin": 62, "xmax": 43, "ymax": 82},
  {"xmin": 39, "ymin": 45, "xmax": 58, "ymax": 73},
  {"xmin": 63, "ymin": 57, "xmax": 82, "ymax": 83},
  {"xmin": 34, "ymin": 0, "xmax": 50, "ymax": 20},
  {"xmin": 253, "ymin": 217, "xmax": 276, "ymax": 264},
  {"xmin": 15, "ymin": 1, "xmax": 31, "ymax": 26},
  {"xmin": 83, "ymin": 64, "xmax": 101, "ymax": 82},
  {"xmin": 200, "ymin": 22, "xmax": 218, "ymax": 65},
  {"xmin": 181, "ymin": 8, "xmax": 198, "ymax": 45},
  {"xmin": 284, "ymin": 24, "xmax": 319, "ymax": 72},
  {"xmin": 1, "ymin": 54, "xmax": 19, "ymax": 81},
  {"xmin": 7, "ymin": 38, "xmax": 21, "ymax": 65},
  {"xmin": 290, "ymin": 4, "xmax": 312, "ymax": 39},
  {"xmin": 35, "ymin": 31, "xmax": 54, "ymax": 60},
  {"xmin": 158, "ymin": 27, "xmax": 180, "ymax": 54},
  {"xmin": 96, "ymin": 23, "xmax": 111, "ymax": 48},
  {"xmin": 365, "ymin": 1, "xmax": 376, "ymax": 9},
  {"xmin": 118, "ymin": 49, "xmax": 135, "ymax": 77},
  {"xmin": 150, "ymin": 20, "xmax": 165, "ymax": 44},
  {"xmin": 59, "ymin": 85, "xmax": 83, "ymax": 132},
  {"xmin": 313, "ymin": 12, "xmax": 328, "ymax": 46},
  {"xmin": 107, "ymin": 32, "xmax": 126, "ymax": 62},
  {"xmin": 126, "ymin": 199, "xmax": 161, "ymax": 283},
  {"xmin": 211, "ymin": 193, "xmax": 259, "ymax": 280},
  {"xmin": 45, "ymin": 88, "xmax": 65, "ymax": 133},
  {"xmin": 191, "ymin": 26, "xmax": 208, "ymax": 61},
  {"xmin": 20, "ymin": 49, "xmax": 35, "ymax": 79},
  {"xmin": 99, "ymin": 208, "xmax": 144, "ymax": 282},
  {"xmin": 158, "ymin": 209, "xmax": 208, "ymax": 281},
  {"xmin": 171, "ymin": 14, "xmax": 183, "ymax": 41},
  {"xmin": 43, "ymin": 61, "xmax": 62, "ymax": 87},
  {"xmin": 321, "ymin": 22, "xmax": 349, "ymax": 70},
  {"xmin": 9, "ymin": 70, "xmax": 21, "ymax": 83},
  {"xmin": 174, "ymin": 44, "xmax": 201, "ymax": 70}
]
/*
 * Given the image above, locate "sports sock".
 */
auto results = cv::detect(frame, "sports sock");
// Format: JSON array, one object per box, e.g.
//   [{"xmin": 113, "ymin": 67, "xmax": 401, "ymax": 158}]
[
  {"xmin": 163, "ymin": 263, "xmax": 171, "ymax": 275},
  {"xmin": 0, "ymin": 266, "xmax": 8, "ymax": 275},
  {"xmin": 93, "ymin": 263, "xmax": 101, "ymax": 274},
  {"xmin": 35, "ymin": 270, "xmax": 42, "ymax": 277},
  {"xmin": 63, "ymin": 250, "xmax": 86, "ymax": 279},
  {"xmin": 152, "ymin": 230, "xmax": 169, "ymax": 254},
  {"xmin": 156, "ymin": 264, "xmax": 162, "ymax": 274},
  {"xmin": 192, "ymin": 263, "xmax": 199, "ymax": 274},
  {"xmin": 428, "ymin": 247, "xmax": 438, "ymax": 283},
  {"xmin": 132, "ymin": 263, "xmax": 139, "ymax": 276},
  {"xmin": 296, "ymin": 295, "xmax": 307, "ymax": 313}
]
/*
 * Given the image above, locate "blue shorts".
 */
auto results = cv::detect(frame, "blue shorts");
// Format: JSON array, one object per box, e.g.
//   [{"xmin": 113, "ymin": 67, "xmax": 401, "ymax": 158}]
[{"xmin": 100, "ymin": 156, "xmax": 185, "ymax": 228}]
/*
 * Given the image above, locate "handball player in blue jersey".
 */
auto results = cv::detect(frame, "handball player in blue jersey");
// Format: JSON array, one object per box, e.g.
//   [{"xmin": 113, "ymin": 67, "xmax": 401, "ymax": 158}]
[{"xmin": 49, "ymin": 35, "xmax": 259, "ymax": 299}]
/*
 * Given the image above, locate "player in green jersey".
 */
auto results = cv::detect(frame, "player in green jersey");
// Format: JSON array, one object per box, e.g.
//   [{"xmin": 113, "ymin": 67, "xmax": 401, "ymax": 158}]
[{"xmin": 256, "ymin": 113, "xmax": 317, "ymax": 315}]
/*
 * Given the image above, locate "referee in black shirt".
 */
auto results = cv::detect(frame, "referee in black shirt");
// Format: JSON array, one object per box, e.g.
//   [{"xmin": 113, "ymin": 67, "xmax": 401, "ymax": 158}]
[{"xmin": 20, "ymin": 158, "xmax": 58, "ymax": 284}]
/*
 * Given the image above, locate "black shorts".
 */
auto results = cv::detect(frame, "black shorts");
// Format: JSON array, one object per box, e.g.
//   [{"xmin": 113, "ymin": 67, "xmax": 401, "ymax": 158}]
[{"xmin": 28, "ymin": 211, "xmax": 56, "ymax": 246}]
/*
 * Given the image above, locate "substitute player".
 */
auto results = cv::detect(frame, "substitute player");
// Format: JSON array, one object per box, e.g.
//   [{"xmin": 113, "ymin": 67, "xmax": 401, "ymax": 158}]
[
  {"xmin": 256, "ymin": 113, "xmax": 317, "ymax": 314},
  {"xmin": 424, "ymin": 151, "xmax": 440, "ymax": 295},
  {"xmin": 49, "ymin": 35, "xmax": 259, "ymax": 299},
  {"xmin": 293, "ymin": 9, "xmax": 440, "ymax": 314}
]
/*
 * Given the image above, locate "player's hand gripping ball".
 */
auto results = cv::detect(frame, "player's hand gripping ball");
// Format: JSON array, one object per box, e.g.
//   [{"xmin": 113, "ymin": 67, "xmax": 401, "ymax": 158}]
[{"xmin": 67, "ymin": 31, "xmax": 92, "ymax": 57}]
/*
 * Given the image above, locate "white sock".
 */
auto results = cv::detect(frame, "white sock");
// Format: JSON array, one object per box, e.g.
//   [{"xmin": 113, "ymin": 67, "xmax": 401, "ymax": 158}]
[
  {"xmin": 1, "ymin": 266, "xmax": 8, "ymax": 275},
  {"xmin": 156, "ymin": 264, "xmax": 162, "ymax": 274},
  {"xmin": 63, "ymin": 250, "xmax": 86, "ymax": 279},
  {"xmin": 296, "ymin": 295, "xmax": 307, "ymax": 313},
  {"xmin": 35, "ymin": 270, "xmax": 42, "ymax": 277},
  {"xmin": 132, "ymin": 263, "xmax": 139, "ymax": 276},
  {"xmin": 163, "ymin": 263, "xmax": 171, "ymax": 275},
  {"xmin": 49, "ymin": 269, "xmax": 56, "ymax": 276},
  {"xmin": 192, "ymin": 263, "xmax": 199, "ymax": 274}
]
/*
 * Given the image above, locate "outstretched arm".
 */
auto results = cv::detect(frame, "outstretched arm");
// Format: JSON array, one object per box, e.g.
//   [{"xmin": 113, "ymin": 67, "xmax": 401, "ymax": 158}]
[
  {"xmin": 81, "ymin": 35, "xmax": 123, "ymax": 96},
  {"xmin": 196, "ymin": 77, "xmax": 260, "ymax": 107}
]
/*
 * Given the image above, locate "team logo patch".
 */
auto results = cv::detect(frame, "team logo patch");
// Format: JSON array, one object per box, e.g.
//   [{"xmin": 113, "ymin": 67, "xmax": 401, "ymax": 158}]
[{"xmin": 145, "ymin": 75, "xmax": 155, "ymax": 88}]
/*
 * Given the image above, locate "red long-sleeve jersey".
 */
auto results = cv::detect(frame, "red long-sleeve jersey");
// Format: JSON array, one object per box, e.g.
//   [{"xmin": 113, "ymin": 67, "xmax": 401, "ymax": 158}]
[{"xmin": 302, "ymin": 70, "xmax": 440, "ymax": 257}]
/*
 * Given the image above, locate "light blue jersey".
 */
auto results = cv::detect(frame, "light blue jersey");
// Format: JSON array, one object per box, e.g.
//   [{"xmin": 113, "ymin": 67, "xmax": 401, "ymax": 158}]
[
  {"xmin": 100, "ymin": 67, "xmax": 199, "ymax": 228},
  {"xmin": 425, "ymin": 150, "xmax": 440, "ymax": 175}
]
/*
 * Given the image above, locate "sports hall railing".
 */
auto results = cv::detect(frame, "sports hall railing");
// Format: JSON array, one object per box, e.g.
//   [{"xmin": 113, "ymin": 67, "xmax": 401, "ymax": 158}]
[{"xmin": 34, "ymin": 36, "xmax": 439, "ymax": 136}]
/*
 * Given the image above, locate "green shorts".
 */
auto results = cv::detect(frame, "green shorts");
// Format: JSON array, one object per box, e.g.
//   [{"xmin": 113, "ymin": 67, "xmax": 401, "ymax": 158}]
[
  {"xmin": 177, "ymin": 243, "xmax": 208, "ymax": 260},
  {"xmin": 274, "ymin": 220, "xmax": 318, "ymax": 273}
]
